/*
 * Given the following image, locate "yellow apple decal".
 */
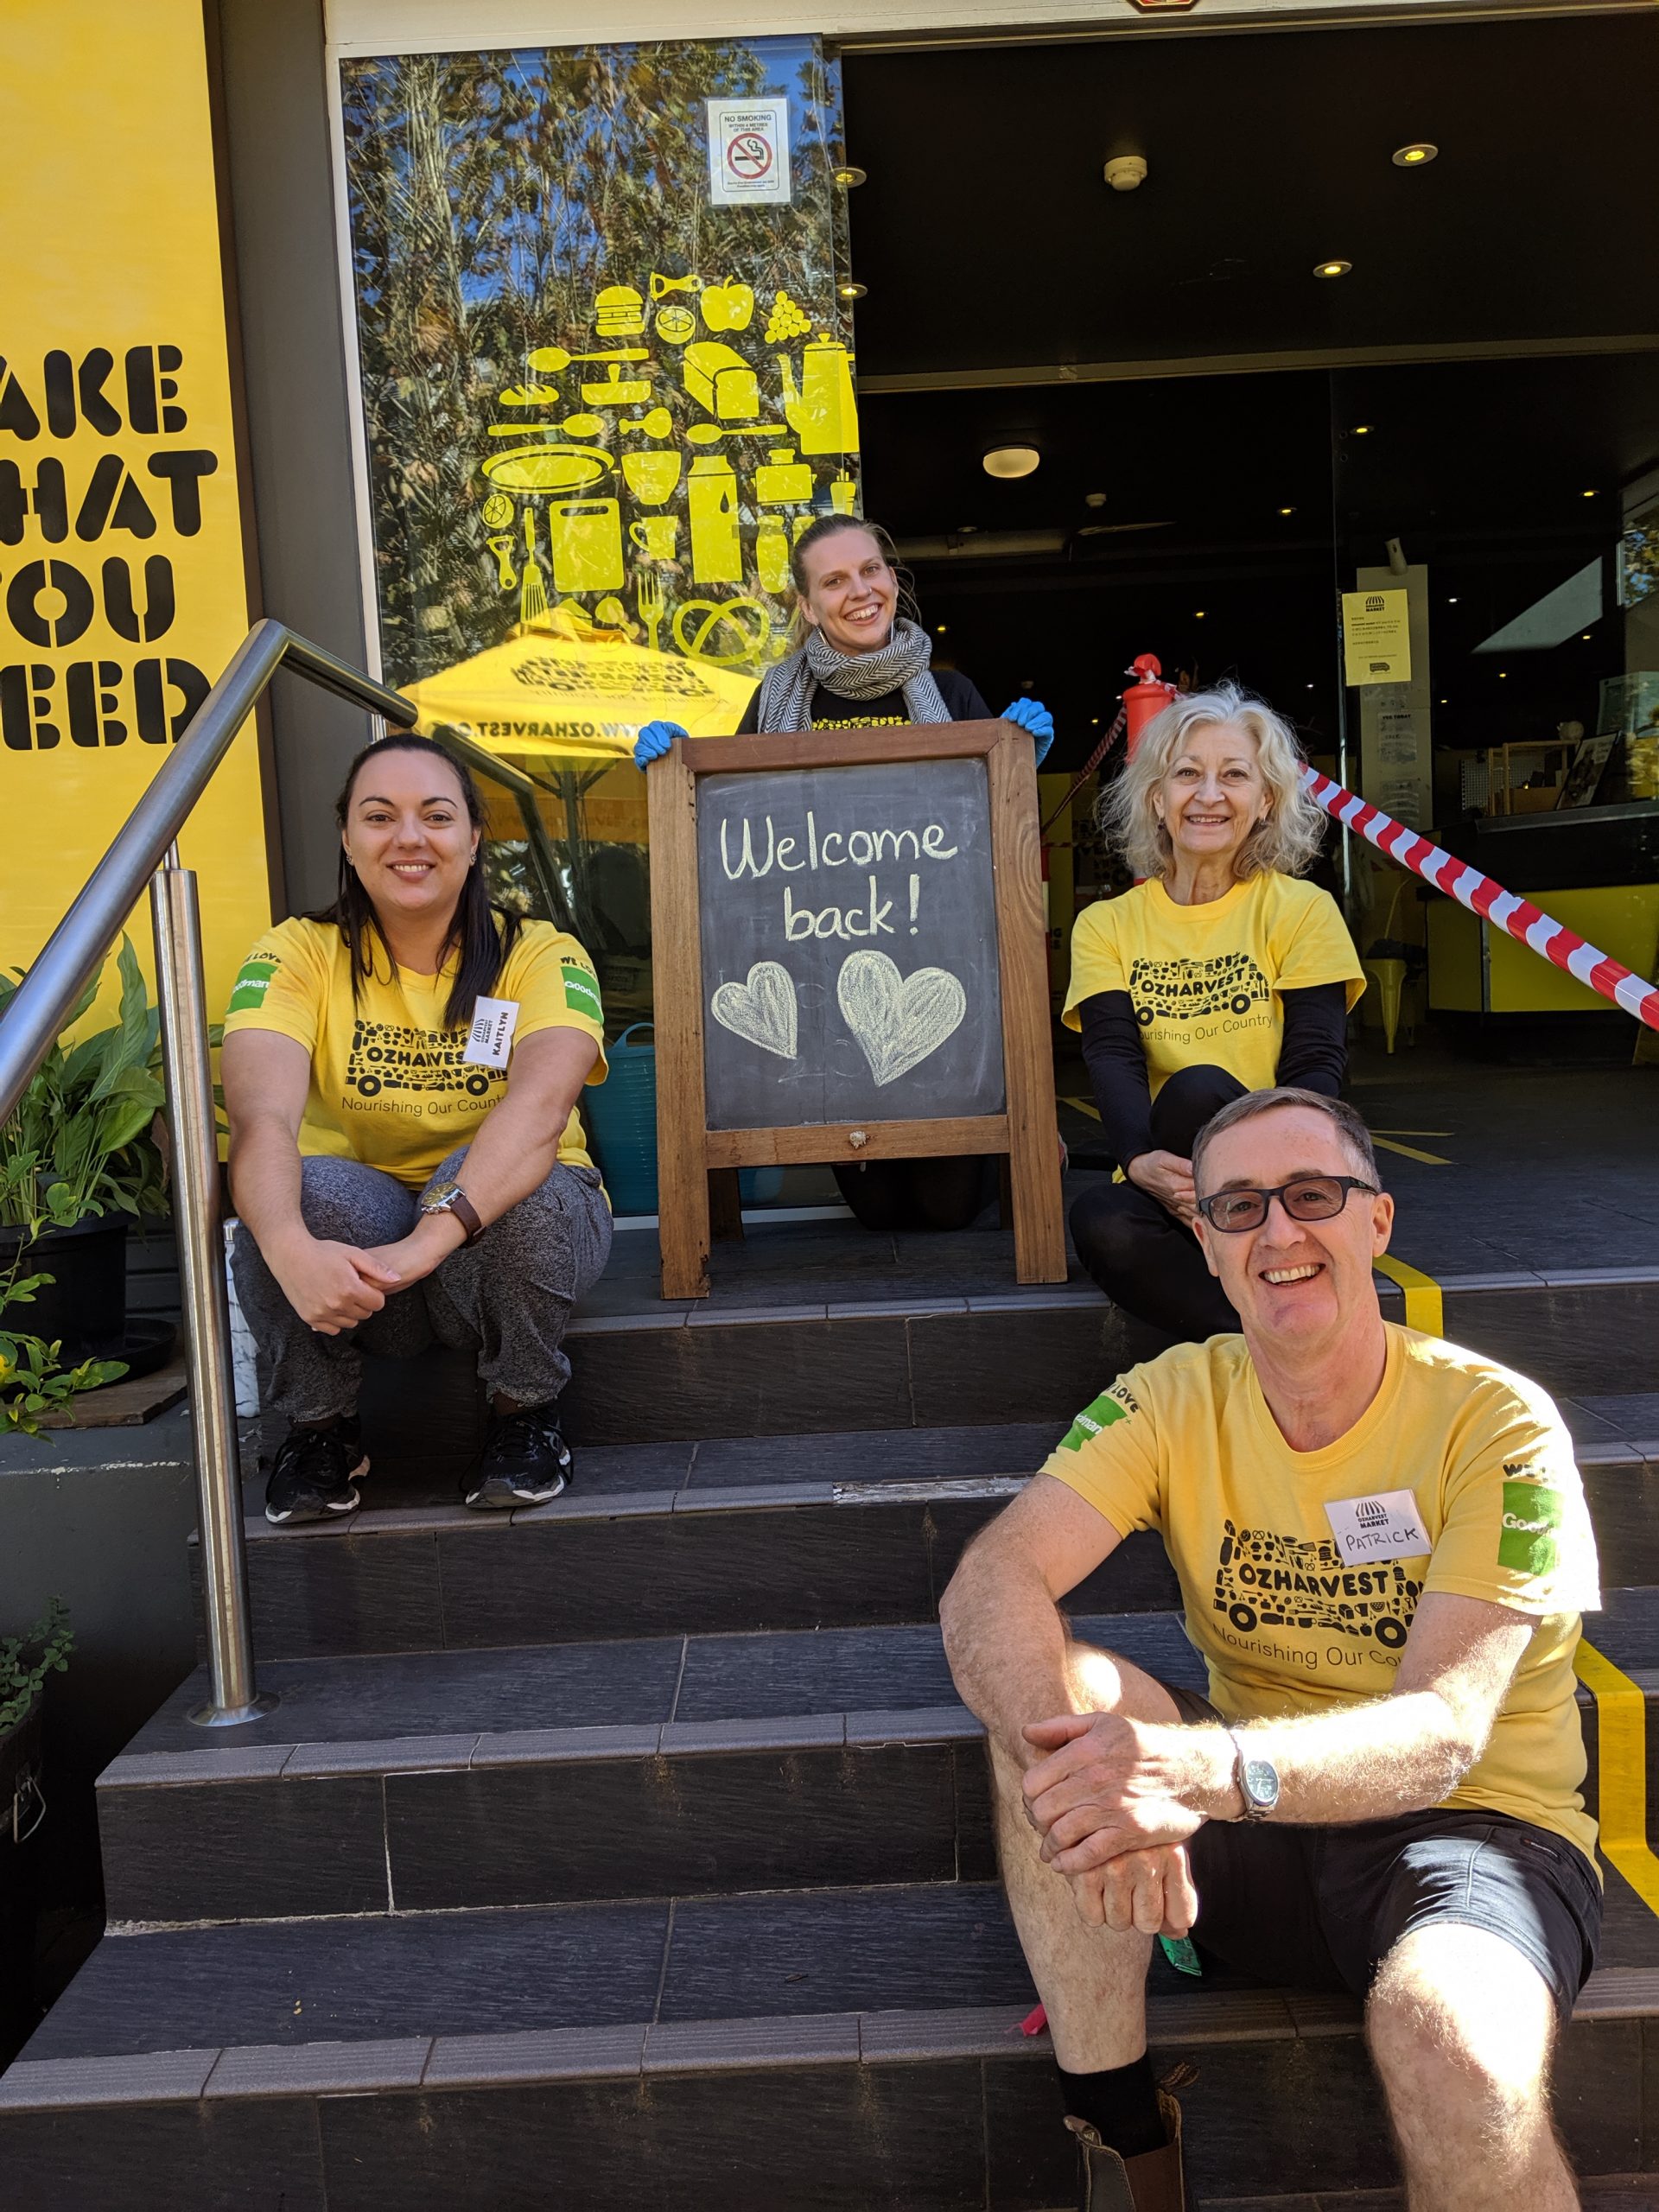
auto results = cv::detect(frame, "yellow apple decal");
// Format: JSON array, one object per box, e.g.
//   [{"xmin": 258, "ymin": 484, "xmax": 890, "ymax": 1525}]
[{"xmin": 702, "ymin": 279, "xmax": 755, "ymax": 333}]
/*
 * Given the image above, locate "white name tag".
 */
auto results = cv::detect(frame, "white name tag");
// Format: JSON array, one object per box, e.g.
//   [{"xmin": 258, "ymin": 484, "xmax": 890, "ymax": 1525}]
[
  {"xmin": 463, "ymin": 996, "xmax": 519, "ymax": 1069},
  {"xmin": 1325, "ymin": 1488, "xmax": 1431, "ymax": 1566}
]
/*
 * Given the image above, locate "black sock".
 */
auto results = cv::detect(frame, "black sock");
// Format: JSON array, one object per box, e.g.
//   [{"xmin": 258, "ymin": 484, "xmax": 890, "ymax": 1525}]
[{"xmin": 1058, "ymin": 2055, "xmax": 1166, "ymax": 2159}]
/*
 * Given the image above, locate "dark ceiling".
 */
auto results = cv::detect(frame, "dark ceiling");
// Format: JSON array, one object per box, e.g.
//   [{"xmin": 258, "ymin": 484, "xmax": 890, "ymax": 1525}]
[
  {"xmin": 842, "ymin": 14, "xmax": 1659, "ymax": 770},
  {"xmin": 842, "ymin": 12, "xmax": 1659, "ymax": 383}
]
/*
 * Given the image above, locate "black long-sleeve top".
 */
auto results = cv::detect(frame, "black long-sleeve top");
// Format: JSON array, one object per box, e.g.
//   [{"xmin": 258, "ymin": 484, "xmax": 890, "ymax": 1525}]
[{"xmin": 1077, "ymin": 982, "xmax": 1350, "ymax": 1169}]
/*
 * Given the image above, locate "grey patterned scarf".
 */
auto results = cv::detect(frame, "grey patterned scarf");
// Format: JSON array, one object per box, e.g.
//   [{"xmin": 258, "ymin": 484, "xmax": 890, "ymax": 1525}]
[{"xmin": 753, "ymin": 617, "xmax": 951, "ymax": 732}]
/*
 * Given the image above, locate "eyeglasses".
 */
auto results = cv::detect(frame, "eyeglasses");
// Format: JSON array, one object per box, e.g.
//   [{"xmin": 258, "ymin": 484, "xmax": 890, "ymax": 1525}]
[{"xmin": 1196, "ymin": 1175, "xmax": 1376, "ymax": 1235}]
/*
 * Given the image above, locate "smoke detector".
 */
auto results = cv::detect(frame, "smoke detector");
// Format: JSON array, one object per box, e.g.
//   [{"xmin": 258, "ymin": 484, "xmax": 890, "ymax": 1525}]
[{"xmin": 1103, "ymin": 155, "xmax": 1148, "ymax": 193}]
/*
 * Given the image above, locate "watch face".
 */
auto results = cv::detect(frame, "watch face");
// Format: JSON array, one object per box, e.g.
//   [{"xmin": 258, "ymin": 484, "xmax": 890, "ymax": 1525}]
[
  {"xmin": 423, "ymin": 1183, "xmax": 461, "ymax": 1211},
  {"xmin": 1243, "ymin": 1758, "xmax": 1279, "ymax": 1808}
]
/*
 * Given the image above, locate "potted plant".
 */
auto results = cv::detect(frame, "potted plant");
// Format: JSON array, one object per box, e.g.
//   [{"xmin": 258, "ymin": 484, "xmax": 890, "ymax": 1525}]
[
  {"xmin": 0, "ymin": 938, "xmax": 170, "ymax": 1411},
  {"xmin": 0, "ymin": 1600, "xmax": 71, "ymax": 2056}
]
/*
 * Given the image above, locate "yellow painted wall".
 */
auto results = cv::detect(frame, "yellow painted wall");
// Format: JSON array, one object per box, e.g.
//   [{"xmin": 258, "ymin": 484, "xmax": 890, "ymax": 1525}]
[
  {"xmin": 0, "ymin": 0, "xmax": 269, "ymax": 1024},
  {"xmin": 1428, "ymin": 885, "xmax": 1659, "ymax": 1014}
]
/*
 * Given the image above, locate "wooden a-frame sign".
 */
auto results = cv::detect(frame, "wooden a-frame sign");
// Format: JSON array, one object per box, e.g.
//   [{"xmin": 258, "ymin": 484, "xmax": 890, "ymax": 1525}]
[{"xmin": 645, "ymin": 719, "xmax": 1066, "ymax": 1299}]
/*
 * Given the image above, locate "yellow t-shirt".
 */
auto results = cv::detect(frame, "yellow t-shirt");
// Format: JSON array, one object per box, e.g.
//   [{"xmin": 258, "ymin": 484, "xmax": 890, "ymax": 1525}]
[
  {"xmin": 1043, "ymin": 1325, "xmax": 1601, "ymax": 1863},
  {"xmin": 222, "ymin": 916, "xmax": 608, "ymax": 1190},
  {"xmin": 1064, "ymin": 871, "xmax": 1365, "ymax": 1099}
]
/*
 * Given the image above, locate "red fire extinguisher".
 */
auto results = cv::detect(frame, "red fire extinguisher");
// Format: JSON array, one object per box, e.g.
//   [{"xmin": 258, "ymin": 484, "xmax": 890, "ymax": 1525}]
[
  {"xmin": 1038, "ymin": 650, "xmax": 1179, "ymax": 834},
  {"xmin": 1122, "ymin": 652, "xmax": 1179, "ymax": 760}
]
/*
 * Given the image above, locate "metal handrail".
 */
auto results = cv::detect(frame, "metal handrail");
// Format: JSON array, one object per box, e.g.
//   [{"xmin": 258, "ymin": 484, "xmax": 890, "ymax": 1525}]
[{"xmin": 0, "ymin": 621, "xmax": 416, "ymax": 1726}]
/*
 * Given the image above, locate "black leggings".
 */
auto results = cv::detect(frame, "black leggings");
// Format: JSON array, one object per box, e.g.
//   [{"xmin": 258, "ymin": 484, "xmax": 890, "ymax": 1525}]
[
  {"xmin": 1068, "ymin": 1064, "xmax": 1247, "ymax": 1343},
  {"xmin": 833, "ymin": 1155, "xmax": 990, "ymax": 1233}
]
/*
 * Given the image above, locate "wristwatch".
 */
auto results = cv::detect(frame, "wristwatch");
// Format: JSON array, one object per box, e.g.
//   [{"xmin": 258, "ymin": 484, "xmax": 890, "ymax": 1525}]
[
  {"xmin": 1228, "ymin": 1730, "xmax": 1281, "ymax": 1822},
  {"xmin": 419, "ymin": 1181, "xmax": 483, "ymax": 1246}
]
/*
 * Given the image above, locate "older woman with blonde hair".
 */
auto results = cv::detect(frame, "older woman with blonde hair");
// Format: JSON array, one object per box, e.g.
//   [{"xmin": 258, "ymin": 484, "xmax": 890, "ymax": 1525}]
[{"xmin": 1065, "ymin": 683, "xmax": 1364, "ymax": 1344}]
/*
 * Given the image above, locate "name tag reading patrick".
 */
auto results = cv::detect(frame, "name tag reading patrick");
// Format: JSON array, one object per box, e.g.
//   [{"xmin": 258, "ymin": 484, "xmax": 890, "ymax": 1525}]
[
  {"xmin": 463, "ymin": 996, "xmax": 519, "ymax": 1070},
  {"xmin": 1325, "ymin": 1489, "xmax": 1431, "ymax": 1566}
]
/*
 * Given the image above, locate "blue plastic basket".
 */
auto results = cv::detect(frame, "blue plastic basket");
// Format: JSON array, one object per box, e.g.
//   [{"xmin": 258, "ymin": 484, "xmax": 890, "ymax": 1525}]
[
  {"xmin": 582, "ymin": 1022, "xmax": 783, "ymax": 1218},
  {"xmin": 584, "ymin": 1022, "xmax": 661, "ymax": 1217}
]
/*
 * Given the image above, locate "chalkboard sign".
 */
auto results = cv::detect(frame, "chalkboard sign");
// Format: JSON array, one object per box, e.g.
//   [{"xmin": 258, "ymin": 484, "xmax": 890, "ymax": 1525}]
[
  {"xmin": 647, "ymin": 720, "xmax": 1065, "ymax": 1299},
  {"xmin": 697, "ymin": 759, "xmax": 1006, "ymax": 1130}
]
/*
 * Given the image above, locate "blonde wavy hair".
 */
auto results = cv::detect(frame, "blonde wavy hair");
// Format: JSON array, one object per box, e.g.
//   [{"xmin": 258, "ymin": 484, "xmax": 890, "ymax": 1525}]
[{"xmin": 1100, "ymin": 683, "xmax": 1325, "ymax": 883}]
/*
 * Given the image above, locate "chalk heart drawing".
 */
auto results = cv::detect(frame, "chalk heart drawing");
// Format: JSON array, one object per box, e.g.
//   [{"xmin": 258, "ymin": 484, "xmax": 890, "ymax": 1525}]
[
  {"xmin": 838, "ymin": 950, "xmax": 966, "ymax": 1086},
  {"xmin": 711, "ymin": 961, "xmax": 799, "ymax": 1060}
]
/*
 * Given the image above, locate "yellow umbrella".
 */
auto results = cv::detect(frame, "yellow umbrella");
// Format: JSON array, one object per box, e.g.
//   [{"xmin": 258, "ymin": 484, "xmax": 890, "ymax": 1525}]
[{"xmin": 403, "ymin": 604, "xmax": 758, "ymax": 760}]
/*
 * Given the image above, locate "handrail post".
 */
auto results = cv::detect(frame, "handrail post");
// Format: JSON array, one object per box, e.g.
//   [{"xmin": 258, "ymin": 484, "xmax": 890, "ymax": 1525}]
[{"xmin": 149, "ymin": 851, "xmax": 276, "ymax": 1726}]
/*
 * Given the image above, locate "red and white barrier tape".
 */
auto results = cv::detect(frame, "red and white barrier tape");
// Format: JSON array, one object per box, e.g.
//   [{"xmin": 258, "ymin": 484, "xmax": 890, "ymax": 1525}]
[{"xmin": 1300, "ymin": 766, "xmax": 1659, "ymax": 1033}]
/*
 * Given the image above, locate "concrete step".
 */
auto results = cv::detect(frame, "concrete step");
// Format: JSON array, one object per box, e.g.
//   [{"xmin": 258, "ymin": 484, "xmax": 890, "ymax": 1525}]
[
  {"xmin": 550, "ymin": 1265, "xmax": 1659, "ymax": 1448},
  {"xmin": 215, "ymin": 1421, "xmax": 1184, "ymax": 1661},
  {"xmin": 99, "ymin": 1590, "xmax": 1659, "ymax": 1929},
  {"xmin": 313, "ymin": 1216, "xmax": 1659, "ymax": 1459},
  {"xmin": 4, "ymin": 1873, "xmax": 1657, "ymax": 2210},
  {"xmin": 216, "ymin": 1402, "xmax": 1659, "ymax": 1663}
]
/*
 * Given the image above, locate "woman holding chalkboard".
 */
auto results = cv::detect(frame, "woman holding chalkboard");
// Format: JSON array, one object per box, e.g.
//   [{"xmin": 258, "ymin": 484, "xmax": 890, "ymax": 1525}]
[
  {"xmin": 636, "ymin": 513, "xmax": 1055, "ymax": 1231},
  {"xmin": 1066, "ymin": 684, "xmax": 1364, "ymax": 1343}
]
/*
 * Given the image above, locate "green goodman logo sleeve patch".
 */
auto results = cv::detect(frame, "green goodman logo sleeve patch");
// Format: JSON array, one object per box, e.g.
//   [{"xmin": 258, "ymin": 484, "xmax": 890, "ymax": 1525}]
[
  {"xmin": 561, "ymin": 960, "xmax": 603, "ymax": 1020},
  {"xmin": 227, "ymin": 956, "xmax": 278, "ymax": 1014},
  {"xmin": 1498, "ymin": 1479, "xmax": 1565, "ymax": 1576},
  {"xmin": 1057, "ymin": 1390, "xmax": 1132, "ymax": 1454}
]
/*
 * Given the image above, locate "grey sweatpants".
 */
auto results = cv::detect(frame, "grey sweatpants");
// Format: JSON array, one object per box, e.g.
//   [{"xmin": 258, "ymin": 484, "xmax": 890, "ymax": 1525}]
[{"xmin": 231, "ymin": 1147, "xmax": 613, "ymax": 1425}]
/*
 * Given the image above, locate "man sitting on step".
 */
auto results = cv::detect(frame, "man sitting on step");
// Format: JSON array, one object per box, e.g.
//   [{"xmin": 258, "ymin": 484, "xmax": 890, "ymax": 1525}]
[{"xmin": 941, "ymin": 1086, "xmax": 1601, "ymax": 2212}]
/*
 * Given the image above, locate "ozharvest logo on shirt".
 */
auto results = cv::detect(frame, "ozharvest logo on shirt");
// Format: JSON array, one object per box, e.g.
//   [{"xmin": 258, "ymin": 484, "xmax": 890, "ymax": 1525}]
[
  {"xmin": 1058, "ymin": 1379, "xmax": 1141, "ymax": 1454},
  {"xmin": 1215, "ymin": 1517, "xmax": 1423, "ymax": 1650},
  {"xmin": 561, "ymin": 959, "xmax": 603, "ymax": 1020},
  {"xmin": 227, "ymin": 955, "xmax": 279, "ymax": 1014},
  {"xmin": 1128, "ymin": 950, "xmax": 1271, "ymax": 1027},
  {"xmin": 346, "ymin": 1017, "xmax": 496, "ymax": 1102}
]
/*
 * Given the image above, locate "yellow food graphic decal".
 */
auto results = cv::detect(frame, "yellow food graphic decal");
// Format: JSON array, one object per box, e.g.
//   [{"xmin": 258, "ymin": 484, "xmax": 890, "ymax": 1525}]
[
  {"xmin": 687, "ymin": 455, "xmax": 741, "ymax": 583},
  {"xmin": 778, "ymin": 333, "xmax": 859, "ymax": 458},
  {"xmin": 476, "ymin": 253, "xmax": 860, "ymax": 677}
]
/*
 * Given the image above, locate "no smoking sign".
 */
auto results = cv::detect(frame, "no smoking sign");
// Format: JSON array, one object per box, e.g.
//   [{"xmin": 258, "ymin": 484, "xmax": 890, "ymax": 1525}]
[{"xmin": 708, "ymin": 97, "xmax": 791, "ymax": 206}]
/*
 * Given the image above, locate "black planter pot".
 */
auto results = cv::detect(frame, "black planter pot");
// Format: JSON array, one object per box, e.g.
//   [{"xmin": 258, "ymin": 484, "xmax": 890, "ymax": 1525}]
[
  {"xmin": 0, "ymin": 1216, "xmax": 130, "ymax": 1363},
  {"xmin": 0, "ymin": 1689, "xmax": 45, "ymax": 2057}
]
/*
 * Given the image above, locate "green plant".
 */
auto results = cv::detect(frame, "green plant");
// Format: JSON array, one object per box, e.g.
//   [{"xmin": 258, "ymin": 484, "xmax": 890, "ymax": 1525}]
[
  {"xmin": 0, "ymin": 936, "xmax": 168, "ymax": 1236},
  {"xmin": 0, "ymin": 1286, "xmax": 126, "ymax": 1436},
  {"xmin": 0, "ymin": 1598, "xmax": 73, "ymax": 1734},
  {"xmin": 0, "ymin": 936, "xmax": 169, "ymax": 1433}
]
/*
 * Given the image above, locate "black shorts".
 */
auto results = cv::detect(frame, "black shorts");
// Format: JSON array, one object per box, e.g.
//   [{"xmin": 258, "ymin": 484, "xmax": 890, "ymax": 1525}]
[{"xmin": 1162, "ymin": 1681, "xmax": 1602, "ymax": 2017}]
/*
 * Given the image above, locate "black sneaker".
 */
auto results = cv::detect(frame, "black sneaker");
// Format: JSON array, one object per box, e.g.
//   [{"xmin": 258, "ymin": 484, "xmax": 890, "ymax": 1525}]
[
  {"xmin": 466, "ymin": 1402, "xmax": 572, "ymax": 1510},
  {"xmin": 265, "ymin": 1416, "xmax": 367, "ymax": 1526}
]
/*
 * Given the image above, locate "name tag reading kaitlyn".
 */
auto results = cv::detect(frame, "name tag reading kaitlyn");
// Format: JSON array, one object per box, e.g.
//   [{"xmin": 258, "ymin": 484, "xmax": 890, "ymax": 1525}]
[
  {"xmin": 463, "ymin": 996, "xmax": 519, "ymax": 1070},
  {"xmin": 1325, "ymin": 1489, "xmax": 1431, "ymax": 1566}
]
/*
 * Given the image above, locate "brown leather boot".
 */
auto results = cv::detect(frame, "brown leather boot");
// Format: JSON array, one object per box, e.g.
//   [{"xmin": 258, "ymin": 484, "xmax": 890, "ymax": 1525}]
[{"xmin": 1067, "ymin": 2089, "xmax": 1185, "ymax": 2212}]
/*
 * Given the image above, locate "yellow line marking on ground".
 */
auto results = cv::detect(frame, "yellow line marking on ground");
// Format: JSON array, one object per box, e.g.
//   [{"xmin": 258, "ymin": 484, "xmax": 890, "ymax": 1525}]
[
  {"xmin": 1059, "ymin": 1096, "xmax": 1102, "ymax": 1122},
  {"xmin": 1371, "ymin": 1136, "xmax": 1453, "ymax": 1166},
  {"xmin": 1372, "ymin": 1253, "xmax": 1444, "ymax": 1334},
  {"xmin": 1574, "ymin": 1640, "xmax": 1659, "ymax": 1916}
]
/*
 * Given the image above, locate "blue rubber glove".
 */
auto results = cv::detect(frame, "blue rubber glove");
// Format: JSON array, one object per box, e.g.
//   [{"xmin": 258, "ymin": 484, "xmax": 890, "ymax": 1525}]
[
  {"xmin": 633, "ymin": 720, "xmax": 687, "ymax": 769},
  {"xmin": 1001, "ymin": 696, "xmax": 1055, "ymax": 768}
]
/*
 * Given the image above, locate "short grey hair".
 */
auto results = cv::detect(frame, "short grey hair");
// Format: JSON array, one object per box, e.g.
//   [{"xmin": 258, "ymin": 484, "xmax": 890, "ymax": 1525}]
[
  {"xmin": 1192, "ymin": 1087, "xmax": 1378, "ymax": 1195},
  {"xmin": 1100, "ymin": 683, "xmax": 1326, "ymax": 883}
]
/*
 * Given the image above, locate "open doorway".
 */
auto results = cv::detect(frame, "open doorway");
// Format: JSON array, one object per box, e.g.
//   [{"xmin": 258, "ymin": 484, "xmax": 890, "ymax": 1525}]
[{"xmin": 842, "ymin": 6, "xmax": 1659, "ymax": 1277}]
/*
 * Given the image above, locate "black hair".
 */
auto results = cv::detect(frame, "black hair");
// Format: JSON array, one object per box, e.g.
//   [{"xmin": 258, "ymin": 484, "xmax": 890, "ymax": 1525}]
[
  {"xmin": 786, "ymin": 513, "xmax": 921, "ymax": 642},
  {"xmin": 315, "ymin": 734, "xmax": 520, "ymax": 1030}
]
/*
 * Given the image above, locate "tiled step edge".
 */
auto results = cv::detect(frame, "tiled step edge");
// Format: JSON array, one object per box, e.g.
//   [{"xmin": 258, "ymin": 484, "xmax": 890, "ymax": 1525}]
[
  {"xmin": 232, "ymin": 1472, "xmax": 1034, "ymax": 1544},
  {"xmin": 6, "ymin": 1967, "xmax": 1657, "ymax": 2113},
  {"xmin": 562, "ymin": 1268, "xmax": 1659, "ymax": 1338},
  {"xmin": 98, "ymin": 1700, "xmax": 985, "ymax": 1796}
]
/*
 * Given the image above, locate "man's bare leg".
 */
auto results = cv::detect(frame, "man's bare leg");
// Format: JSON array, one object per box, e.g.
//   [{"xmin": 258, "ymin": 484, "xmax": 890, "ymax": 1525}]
[
  {"xmin": 1367, "ymin": 1923, "xmax": 1578, "ymax": 2212},
  {"xmin": 988, "ymin": 1639, "xmax": 1187, "ymax": 2072}
]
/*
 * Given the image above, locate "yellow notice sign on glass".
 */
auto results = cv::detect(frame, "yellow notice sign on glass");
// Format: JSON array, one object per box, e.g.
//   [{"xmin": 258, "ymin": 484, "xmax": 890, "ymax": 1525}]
[{"xmin": 1342, "ymin": 589, "xmax": 1412, "ymax": 686}]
